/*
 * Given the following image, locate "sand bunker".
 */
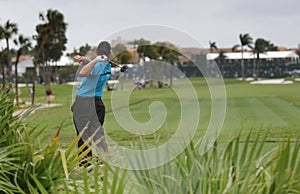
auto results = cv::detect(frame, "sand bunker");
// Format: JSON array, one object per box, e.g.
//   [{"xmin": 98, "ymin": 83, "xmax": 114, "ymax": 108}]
[
  {"xmin": 13, "ymin": 103, "xmax": 62, "ymax": 117},
  {"xmin": 250, "ymin": 79, "xmax": 294, "ymax": 84}
]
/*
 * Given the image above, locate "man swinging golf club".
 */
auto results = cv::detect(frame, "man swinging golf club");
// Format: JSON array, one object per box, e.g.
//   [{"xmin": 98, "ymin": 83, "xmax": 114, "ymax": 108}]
[{"xmin": 72, "ymin": 41, "xmax": 112, "ymax": 164}]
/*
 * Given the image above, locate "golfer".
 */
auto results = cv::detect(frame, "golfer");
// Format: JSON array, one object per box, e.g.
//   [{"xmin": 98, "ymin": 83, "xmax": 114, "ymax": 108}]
[{"xmin": 71, "ymin": 41, "xmax": 112, "ymax": 161}]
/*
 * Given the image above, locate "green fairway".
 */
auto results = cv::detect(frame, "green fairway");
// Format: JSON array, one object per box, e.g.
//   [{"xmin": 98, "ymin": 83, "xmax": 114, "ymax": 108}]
[
  {"xmin": 222, "ymin": 81, "xmax": 300, "ymax": 140},
  {"xmin": 19, "ymin": 78, "xmax": 300, "ymax": 148}
]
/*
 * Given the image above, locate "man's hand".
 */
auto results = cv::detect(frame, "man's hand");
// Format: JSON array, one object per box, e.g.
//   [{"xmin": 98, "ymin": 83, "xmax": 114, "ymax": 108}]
[
  {"xmin": 74, "ymin": 55, "xmax": 83, "ymax": 62},
  {"xmin": 74, "ymin": 55, "xmax": 91, "ymax": 65},
  {"xmin": 94, "ymin": 55, "xmax": 108, "ymax": 62}
]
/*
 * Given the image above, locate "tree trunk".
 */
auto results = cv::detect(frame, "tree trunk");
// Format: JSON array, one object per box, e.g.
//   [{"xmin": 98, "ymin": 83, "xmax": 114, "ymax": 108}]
[
  {"xmin": 0, "ymin": 52, "xmax": 5, "ymax": 89},
  {"xmin": 169, "ymin": 62, "xmax": 173, "ymax": 87},
  {"xmin": 241, "ymin": 48, "xmax": 244, "ymax": 80},
  {"xmin": 32, "ymin": 25, "xmax": 51, "ymax": 105},
  {"xmin": 31, "ymin": 64, "xmax": 37, "ymax": 105},
  {"xmin": 253, "ymin": 60, "xmax": 257, "ymax": 80},
  {"xmin": 256, "ymin": 59, "xmax": 260, "ymax": 80},
  {"xmin": 15, "ymin": 50, "xmax": 21, "ymax": 106},
  {"xmin": 6, "ymin": 38, "xmax": 11, "ymax": 81},
  {"xmin": 218, "ymin": 58, "xmax": 224, "ymax": 77},
  {"xmin": 153, "ymin": 61, "xmax": 163, "ymax": 88}
]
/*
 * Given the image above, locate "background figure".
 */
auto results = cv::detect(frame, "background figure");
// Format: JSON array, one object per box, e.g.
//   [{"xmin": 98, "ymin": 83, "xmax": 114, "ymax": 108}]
[
  {"xmin": 28, "ymin": 87, "xmax": 33, "ymax": 98},
  {"xmin": 45, "ymin": 85, "xmax": 52, "ymax": 104}
]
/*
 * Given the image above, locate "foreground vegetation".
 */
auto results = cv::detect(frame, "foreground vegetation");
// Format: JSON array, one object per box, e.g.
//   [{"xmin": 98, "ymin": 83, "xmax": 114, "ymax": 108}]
[
  {"xmin": 0, "ymin": 78, "xmax": 299, "ymax": 193},
  {"xmin": 1, "ymin": 87, "xmax": 127, "ymax": 193}
]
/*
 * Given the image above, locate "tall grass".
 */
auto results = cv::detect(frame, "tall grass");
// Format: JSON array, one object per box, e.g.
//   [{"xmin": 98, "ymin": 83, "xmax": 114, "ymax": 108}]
[
  {"xmin": 130, "ymin": 133, "xmax": 300, "ymax": 193},
  {"xmin": 0, "ymin": 87, "xmax": 127, "ymax": 193}
]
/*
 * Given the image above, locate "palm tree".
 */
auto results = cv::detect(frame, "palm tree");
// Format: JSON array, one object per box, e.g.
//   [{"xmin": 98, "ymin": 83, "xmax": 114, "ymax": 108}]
[
  {"xmin": 136, "ymin": 39, "xmax": 154, "ymax": 85},
  {"xmin": 112, "ymin": 43, "xmax": 127, "ymax": 58},
  {"xmin": 156, "ymin": 42, "xmax": 179, "ymax": 87},
  {"xmin": 266, "ymin": 41, "xmax": 278, "ymax": 51},
  {"xmin": 216, "ymin": 50, "xmax": 226, "ymax": 76},
  {"xmin": 137, "ymin": 40, "xmax": 180, "ymax": 87},
  {"xmin": 209, "ymin": 41, "xmax": 218, "ymax": 53},
  {"xmin": 239, "ymin": 33, "xmax": 253, "ymax": 80},
  {"xmin": 36, "ymin": 10, "xmax": 67, "ymax": 85},
  {"xmin": 252, "ymin": 38, "xmax": 273, "ymax": 80},
  {"xmin": 13, "ymin": 35, "xmax": 31, "ymax": 105},
  {"xmin": 0, "ymin": 24, "xmax": 5, "ymax": 88},
  {"xmin": 231, "ymin": 44, "xmax": 239, "ymax": 52},
  {"xmin": 127, "ymin": 39, "xmax": 139, "ymax": 64},
  {"xmin": 136, "ymin": 38, "xmax": 152, "ymax": 59},
  {"xmin": 32, "ymin": 9, "xmax": 67, "ymax": 105},
  {"xmin": 2, "ymin": 20, "xmax": 18, "ymax": 82}
]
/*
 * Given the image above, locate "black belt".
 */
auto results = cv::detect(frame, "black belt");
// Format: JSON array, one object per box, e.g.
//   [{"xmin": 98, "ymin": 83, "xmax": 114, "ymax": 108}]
[
  {"xmin": 76, "ymin": 96, "xmax": 102, "ymax": 100},
  {"xmin": 100, "ymin": 72, "xmax": 111, "ymax": 76}
]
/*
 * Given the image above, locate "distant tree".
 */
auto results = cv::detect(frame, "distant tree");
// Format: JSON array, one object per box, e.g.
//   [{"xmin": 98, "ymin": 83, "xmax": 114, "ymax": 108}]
[
  {"xmin": 0, "ymin": 22, "xmax": 3, "ymax": 39},
  {"xmin": 32, "ymin": 9, "xmax": 67, "ymax": 104},
  {"xmin": 156, "ymin": 41, "xmax": 180, "ymax": 86},
  {"xmin": 35, "ymin": 10, "xmax": 67, "ymax": 63},
  {"xmin": 67, "ymin": 43, "xmax": 93, "ymax": 57},
  {"xmin": 156, "ymin": 42, "xmax": 179, "ymax": 61},
  {"xmin": 216, "ymin": 50, "xmax": 226, "ymax": 76},
  {"xmin": 266, "ymin": 41, "xmax": 278, "ymax": 51},
  {"xmin": 231, "ymin": 44, "xmax": 240, "ymax": 52},
  {"xmin": 111, "ymin": 43, "xmax": 133, "ymax": 66},
  {"xmin": 143, "ymin": 45, "xmax": 160, "ymax": 60},
  {"xmin": 136, "ymin": 39, "xmax": 160, "ymax": 87},
  {"xmin": 127, "ymin": 39, "xmax": 138, "ymax": 47},
  {"xmin": 110, "ymin": 43, "xmax": 133, "ymax": 91},
  {"xmin": 209, "ymin": 41, "xmax": 218, "ymax": 53},
  {"xmin": 252, "ymin": 38, "xmax": 275, "ymax": 80},
  {"xmin": 0, "ymin": 24, "xmax": 5, "ymax": 88},
  {"xmin": 127, "ymin": 39, "xmax": 139, "ymax": 63},
  {"xmin": 1, "ymin": 20, "xmax": 18, "ymax": 83},
  {"xmin": 232, "ymin": 34, "xmax": 253, "ymax": 80},
  {"xmin": 296, "ymin": 48, "xmax": 300, "ymax": 57},
  {"xmin": 136, "ymin": 38, "xmax": 151, "ymax": 59},
  {"xmin": 112, "ymin": 43, "xmax": 127, "ymax": 56},
  {"xmin": 239, "ymin": 33, "xmax": 253, "ymax": 80},
  {"xmin": 58, "ymin": 65, "xmax": 78, "ymax": 83},
  {"xmin": 118, "ymin": 50, "xmax": 133, "ymax": 64},
  {"xmin": 22, "ymin": 71, "xmax": 34, "ymax": 86},
  {"xmin": 13, "ymin": 35, "xmax": 31, "ymax": 105},
  {"xmin": 78, "ymin": 44, "xmax": 92, "ymax": 56}
]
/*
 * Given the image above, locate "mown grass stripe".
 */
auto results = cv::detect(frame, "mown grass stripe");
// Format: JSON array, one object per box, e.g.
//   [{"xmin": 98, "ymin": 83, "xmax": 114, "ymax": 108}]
[
  {"xmin": 221, "ymin": 97, "xmax": 242, "ymax": 134},
  {"xmin": 263, "ymin": 97, "xmax": 300, "ymax": 128},
  {"xmin": 251, "ymin": 97, "xmax": 287, "ymax": 129}
]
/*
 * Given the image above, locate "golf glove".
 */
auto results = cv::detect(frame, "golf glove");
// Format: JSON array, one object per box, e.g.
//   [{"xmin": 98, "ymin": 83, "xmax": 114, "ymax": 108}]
[{"xmin": 95, "ymin": 55, "xmax": 108, "ymax": 62}]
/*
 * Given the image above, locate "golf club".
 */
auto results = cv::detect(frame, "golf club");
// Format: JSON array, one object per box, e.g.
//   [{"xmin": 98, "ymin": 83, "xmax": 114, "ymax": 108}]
[{"xmin": 109, "ymin": 60, "xmax": 128, "ymax": 72}]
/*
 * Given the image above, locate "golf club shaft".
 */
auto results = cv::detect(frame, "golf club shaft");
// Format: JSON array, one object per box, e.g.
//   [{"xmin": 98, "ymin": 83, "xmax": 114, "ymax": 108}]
[{"xmin": 109, "ymin": 60, "xmax": 122, "ymax": 68}]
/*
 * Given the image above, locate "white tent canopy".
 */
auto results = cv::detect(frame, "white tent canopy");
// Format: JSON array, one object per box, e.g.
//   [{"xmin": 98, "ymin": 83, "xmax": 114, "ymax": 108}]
[
  {"xmin": 265, "ymin": 51, "xmax": 299, "ymax": 59},
  {"xmin": 49, "ymin": 56, "xmax": 74, "ymax": 66},
  {"xmin": 12, "ymin": 57, "xmax": 34, "ymax": 76},
  {"xmin": 207, "ymin": 51, "xmax": 299, "ymax": 61},
  {"xmin": 13, "ymin": 56, "xmax": 75, "ymax": 76}
]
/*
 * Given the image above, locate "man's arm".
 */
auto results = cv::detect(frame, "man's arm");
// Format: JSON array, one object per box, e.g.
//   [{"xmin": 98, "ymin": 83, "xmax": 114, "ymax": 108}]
[
  {"xmin": 79, "ymin": 58, "xmax": 98, "ymax": 76},
  {"xmin": 74, "ymin": 55, "xmax": 108, "ymax": 77}
]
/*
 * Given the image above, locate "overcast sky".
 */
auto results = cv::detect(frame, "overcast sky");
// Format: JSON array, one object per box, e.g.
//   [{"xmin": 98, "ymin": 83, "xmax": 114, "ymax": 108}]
[{"xmin": 0, "ymin": 0, "xmax": 299, "ymax": 53}]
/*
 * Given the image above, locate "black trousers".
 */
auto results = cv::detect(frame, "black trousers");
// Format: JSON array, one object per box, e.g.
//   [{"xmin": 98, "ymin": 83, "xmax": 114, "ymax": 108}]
[{"xmin": 71, "ymin": 96, "xmax": 107, "ymax": 156}]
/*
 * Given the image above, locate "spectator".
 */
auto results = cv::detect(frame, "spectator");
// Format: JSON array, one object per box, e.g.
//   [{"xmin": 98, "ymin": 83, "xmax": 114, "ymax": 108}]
[{"xmin": 45, "ymin": 85, "xmax": 52, "ymax": 104}]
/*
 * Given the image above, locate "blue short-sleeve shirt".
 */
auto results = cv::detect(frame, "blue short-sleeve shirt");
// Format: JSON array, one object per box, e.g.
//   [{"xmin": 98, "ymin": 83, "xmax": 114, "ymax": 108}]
[{"xmin": 76, "ymin": 62, "xmax": 111, "ymax": 97}]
